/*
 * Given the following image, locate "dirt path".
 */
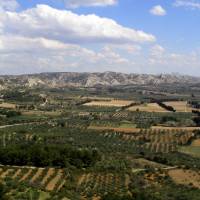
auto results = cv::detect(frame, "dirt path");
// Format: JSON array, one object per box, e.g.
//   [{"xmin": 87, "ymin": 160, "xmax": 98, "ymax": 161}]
[{"xmin": 0, "ymin": 122, "xmax": 46, "ymax": 129}]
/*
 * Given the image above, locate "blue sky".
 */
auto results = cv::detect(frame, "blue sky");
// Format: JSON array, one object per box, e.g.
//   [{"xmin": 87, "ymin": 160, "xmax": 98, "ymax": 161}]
[{"xmin": 0, "ymin": 0, "xmax": 200, "ymax": 75}]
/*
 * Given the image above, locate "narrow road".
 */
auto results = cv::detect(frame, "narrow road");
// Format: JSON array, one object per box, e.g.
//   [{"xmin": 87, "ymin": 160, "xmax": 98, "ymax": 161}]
[{"xmin": 0, "ymin": 122, "xmax": 46, "ymax": 129}]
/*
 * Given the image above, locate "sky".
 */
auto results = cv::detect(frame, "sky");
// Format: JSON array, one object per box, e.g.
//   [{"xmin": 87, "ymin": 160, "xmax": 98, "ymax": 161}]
[{"xmin": 0, "ymin": 0, "xmax": 200, "ymax": 75}]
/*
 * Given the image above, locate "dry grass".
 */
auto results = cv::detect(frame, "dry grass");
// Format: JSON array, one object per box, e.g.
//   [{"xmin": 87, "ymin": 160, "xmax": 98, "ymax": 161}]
[
  {"xmin": 84, "ymin": 100, "xmax": 134, "ymax": 107},
  {"xmin": 0, "ymin": 102, "xmax": 16, "ymax": 109},
  {"xmin": 81, "ymin": 96, "xmax": 114, "ymax": 101},
  {"xmin": 22, "ymin": 111, "xmax": 61, "ymax": 116},
  {"xmin": 152, "ymin": 126, "xmax": 200, "ymax": 131},
  {"xmin": 168, "ymin": 169, "xmax": 200, "ymax": 189},
  {"xmin": 164, "ymin": 101, "xmax": 199, "ymax": 112},
  {"xmin": 128, "ymin": 103, "xmax": 169, "ymax": 112}
]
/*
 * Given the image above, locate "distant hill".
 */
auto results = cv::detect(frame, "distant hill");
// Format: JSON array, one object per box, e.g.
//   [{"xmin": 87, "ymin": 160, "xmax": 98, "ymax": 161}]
[{"xmin": 0, "ymin": 72, "xmax": 200, "ymax": 89}]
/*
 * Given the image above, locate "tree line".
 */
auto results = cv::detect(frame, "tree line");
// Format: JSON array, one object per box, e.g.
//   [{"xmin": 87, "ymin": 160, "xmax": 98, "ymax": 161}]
[{"xmin": 0, "ymin": 144, "xmax": 101, "ymax": 168}]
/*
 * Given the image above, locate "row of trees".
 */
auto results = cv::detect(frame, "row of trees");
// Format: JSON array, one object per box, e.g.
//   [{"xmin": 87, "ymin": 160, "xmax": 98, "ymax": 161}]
[{"xmin": 156, "ymin": 101, "xmax": 176, "ymax": 112}]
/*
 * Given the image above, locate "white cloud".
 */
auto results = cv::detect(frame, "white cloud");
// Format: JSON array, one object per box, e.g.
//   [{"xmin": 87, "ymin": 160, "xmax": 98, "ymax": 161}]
[
  {"xmin": 0, "ymin": 0, "xmax": 19, "ymax": 11},
  {"xmin": 0, "ymin": 4, "xmax": 156, "ymax": 74},
  {"xmin": 174, "ymin": 0, "xmax": 200, "ymax": 10},
  {"xmin": 150, "ymin": 5, "xmax": 166, "ymax": 16},
  {"xmin": 0, "ymin": 3, "xmax": 199, "ymax": 75},
  {"xmin": 65, "ymin": 0, "xmax": 117, "ymax": 8},
  {"xmin": 1, "ymin": 4, "xmax": 155, "ymax": 44}
]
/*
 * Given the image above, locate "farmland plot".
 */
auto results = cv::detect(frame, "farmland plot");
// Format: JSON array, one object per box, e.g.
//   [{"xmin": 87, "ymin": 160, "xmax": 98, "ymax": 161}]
[
  {"xmin": 121, "ymin": 129, "xmax": 195, "ymax": 153},
  {"xmin": 191, "ymin": 139, "xmax": 200, "ymax": 147},
  {"xmin": 164, "ymin": 101, "xmax": 197, "ymax": 112},
  {"xmin": 77, "ymin": 173, "xmax": 130, "ymax": 197},
  {"xmin": 84, "ymin": 100, "xmax": 134, "ymax": 107},
  {"xmin": 0, "ymin": 102, "xmax": 16, "ymax": 109},
  {"xmin": 168, "ymin": 169, "xmax": 200, "ymax": 189},
  {"xmin": 0, "ymin": 166, "xmax": 67, "ymax": 192},
  {"xmin": 128, "ymin": 103, "xmax": 170, "ymax": 112}
]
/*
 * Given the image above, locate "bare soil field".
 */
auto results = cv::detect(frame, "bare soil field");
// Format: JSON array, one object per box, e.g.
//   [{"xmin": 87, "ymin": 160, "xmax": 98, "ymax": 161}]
[
  {"xmin": 128, "ymin": 103, "xmax": 169, "ymax": 112},
  {"xmin": 168, "ymin": 169, "xmax": 200, "ymax": 189},
  {"xmin": 84, "ymin": 100, "xmax": 134, "ymax": 107}
]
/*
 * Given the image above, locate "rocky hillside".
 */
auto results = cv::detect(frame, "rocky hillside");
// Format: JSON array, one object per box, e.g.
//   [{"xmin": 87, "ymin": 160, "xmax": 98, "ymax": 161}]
[{"xmin": 0, "ymin": 72, "xmax": 200, "ymax": 89}]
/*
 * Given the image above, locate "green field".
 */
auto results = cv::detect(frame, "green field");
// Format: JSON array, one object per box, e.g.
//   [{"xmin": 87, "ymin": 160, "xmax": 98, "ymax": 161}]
[{"xmin": 178, "ymin": 146, "xmax": 200, "ymax": 157}]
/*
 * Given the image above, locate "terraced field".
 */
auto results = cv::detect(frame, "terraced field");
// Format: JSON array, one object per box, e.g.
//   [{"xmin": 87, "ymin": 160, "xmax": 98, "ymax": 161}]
[
  {"xmin": 0, "ymin": 166, "xmax": 67, "ymax": 192},
  {"xmin": 77, "ymin": 173, "xmax": 130, "ymax": 197}
]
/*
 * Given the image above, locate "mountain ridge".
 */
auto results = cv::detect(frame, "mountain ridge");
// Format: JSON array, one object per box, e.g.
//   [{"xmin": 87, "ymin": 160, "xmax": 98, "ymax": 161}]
[{"xmin": 0, "ymin": 72, "xmax": 200, "ymax": 89}]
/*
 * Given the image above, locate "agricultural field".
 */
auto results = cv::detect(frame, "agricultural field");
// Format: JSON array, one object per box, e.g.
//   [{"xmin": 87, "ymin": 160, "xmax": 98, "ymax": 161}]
[
  {"xmin": 84, "ymin": 100, "xmax": 134, "ymax": 107},
  {"xmin": 164, "ymin": 101, "xmax": 199, "ymax": 112},
  {"xmin": 0, "ymin": 84, "xmax": 200, "ymax": 200},
  {"xmin": 168, "ymin": 169, "xmax": 200, "ymax": 189},
  {"xmin": 76, "ymin": 173, "xmax": 130, "ymax": 197},
  {"xmin": 0, "ymin": 166, "xmax": 66, "ymax": 192},
  {"xmin": 128, "ymin": 103, "xmax": 170, "ymax": 112},
  {"xmin": 0, "ymin": 102, "xmax": 17, "ymax": 109}
]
